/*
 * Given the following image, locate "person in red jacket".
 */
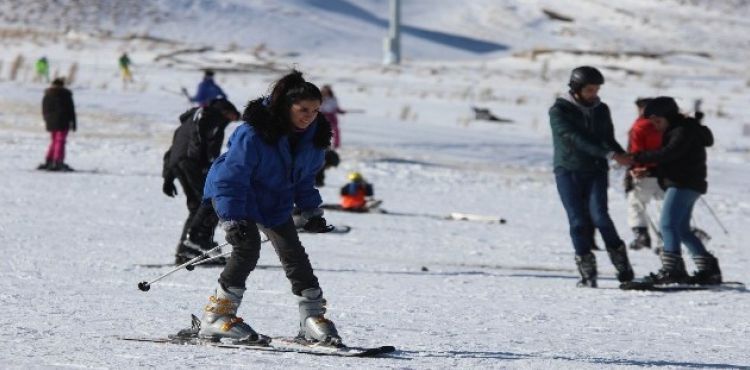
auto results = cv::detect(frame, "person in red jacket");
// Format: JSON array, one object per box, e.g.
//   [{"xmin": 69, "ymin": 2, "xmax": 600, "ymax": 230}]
[
  {"xmin": 625, "ymin": 98, "xmax": 663, "ymax": 249},
  {"xmin": 340, "ymin": 172, "xmax": 374, "ymax": 211}
]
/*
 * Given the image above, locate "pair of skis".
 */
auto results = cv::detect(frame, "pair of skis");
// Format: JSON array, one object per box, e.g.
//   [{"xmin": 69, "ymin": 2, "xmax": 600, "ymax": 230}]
[
  {"xmin": 620, "ymin": 280, "xmax": 745, "ymax": 292},
  {"xmin": 120, "ymin": 315, "xmax": 395, "ymax": 358}
]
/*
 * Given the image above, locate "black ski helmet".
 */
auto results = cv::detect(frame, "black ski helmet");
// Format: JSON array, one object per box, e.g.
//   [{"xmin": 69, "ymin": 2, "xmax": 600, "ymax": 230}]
[{"xmin": 568, "ymin": 66, "xmax": 604, "ymax": 92}]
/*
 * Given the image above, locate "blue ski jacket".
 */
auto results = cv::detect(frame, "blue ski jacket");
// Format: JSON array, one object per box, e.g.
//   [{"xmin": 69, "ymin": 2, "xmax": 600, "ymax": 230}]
[{"xmin": 203, "ymin": 98, "xmax": 331, "ymax": 227}]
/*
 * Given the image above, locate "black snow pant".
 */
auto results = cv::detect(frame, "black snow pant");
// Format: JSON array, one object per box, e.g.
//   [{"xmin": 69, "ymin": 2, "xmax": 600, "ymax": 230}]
[
  {"xmin": 218, "ymin": 217, "xmax": 320, "ymax": 296},
  {"xmin": 174, "ymin": 161, "xmax": 218, "ymax": 253}
]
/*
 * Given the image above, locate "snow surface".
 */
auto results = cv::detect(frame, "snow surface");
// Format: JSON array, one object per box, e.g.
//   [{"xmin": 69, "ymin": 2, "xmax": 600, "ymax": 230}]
[{"xmin": 1, "ymin": 1, "xmax": 750, "ymax": 369}]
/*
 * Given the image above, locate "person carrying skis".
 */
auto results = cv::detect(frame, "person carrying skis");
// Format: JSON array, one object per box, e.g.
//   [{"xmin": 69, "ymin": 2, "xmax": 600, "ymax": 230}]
[
  {"xmin": 198, "ymin": 70, "xmax": 341, "ymax": 345},
  {"xmin": 340, "ymin": 172, "xmax": 375, "ymax": 212},
  {"xmin": 162, "ymin": 98, "xmax": 240, "ymax": 265},
  {"xmin": 39, "ymin": 78, "xmax": 76, "ymax": 172},
  {"xmin": 188, "ymin": 69, "xmax": 228, "ymax": 107},
  {"xmin": 630, "ymin": 97, "xmax": 721, "ymax": 285},
  {"xmin": 624, "ymin": 97, "xmax": 662, "ymax": 250},
  {"xmin": 320, "ymin": 85, "xmax": 346, "ymax": 149},
  {"xmin": 548, "ymin": 66, "xmax": 635, "ymax": 288}
]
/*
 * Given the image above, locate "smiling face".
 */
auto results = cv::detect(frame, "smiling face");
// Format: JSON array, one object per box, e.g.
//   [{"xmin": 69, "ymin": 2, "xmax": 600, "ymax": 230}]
[
  {"xmin": 648, "ymin": 116, "xmax": 670, "ymax": 132},
  {"xmin": 289, "ymin": 99, "xmax": 321, "ymax": 130}
]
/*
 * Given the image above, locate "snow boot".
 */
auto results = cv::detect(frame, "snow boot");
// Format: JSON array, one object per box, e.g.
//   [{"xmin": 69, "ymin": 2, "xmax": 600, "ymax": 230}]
[
  {"xmin": 48, "ymin": 161, "xmax": 74, "ymax": 172},
  {"xmin": 690, "ymin": 254, "xmax": 722, "ymax": 285},
  {"xmin": 198, "ymin": 285, "xmax": 267, "ymax": 343},
  {"xmin": 628, "ymin": 227, "xmax": 651, "ymax": 250},
  {"xmin": 36, "ymin": 160, "xmax": 52, "ymax": 170},
  {"xmin": 643, "ymin": 252, "xmax": 689, "ymax": 285},
  {"xmin": 606, "ymin": 243, "xmax": 634, "ymax": 282},
  {"xmin": 297, "ymin": 288, "xmax": 342, "ymax": 346},
  {"xmin": 575, "ymin": 253, "xmax": 597, "ymax": 288}
]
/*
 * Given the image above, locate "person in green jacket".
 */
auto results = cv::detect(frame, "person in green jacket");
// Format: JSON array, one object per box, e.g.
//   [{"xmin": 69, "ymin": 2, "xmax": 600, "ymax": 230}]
[
  {"xmin": 35, "ymin": 57, "xmax": 50, "ymax": 83},
  {"xmin": 548, "ymin": 66, "xmax": 634, "ymax": 288}
]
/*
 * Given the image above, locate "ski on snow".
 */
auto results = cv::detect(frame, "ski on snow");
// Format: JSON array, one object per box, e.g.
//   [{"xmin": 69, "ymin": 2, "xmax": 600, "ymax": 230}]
[
  {"xmin": 620, "ymin": 280, "xmax": 745, "ymax": 292},
  {"xmin": 119, "ymin": 316, "xmax": 395, "ymax": 358}
]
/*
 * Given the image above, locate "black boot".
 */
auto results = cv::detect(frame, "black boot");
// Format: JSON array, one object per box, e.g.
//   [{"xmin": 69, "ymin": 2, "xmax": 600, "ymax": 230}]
[
  {"xmin": 628, "ymin": 227, "xmax": 651, "ymax": 250},
  {"xmin": 606, "ymin": 243, "xmax": 634, "ymax": 282},
  {"xmin": 690, "ymin": 254, "xmax": 722, "ymax": 285},
  {"xmin": 36, "ymin": 160, "xmax": 52, "ymax": 170},
  {"xmin": 575, "ymin": 253, "xmax": 597, "ymax": 288},
  {"xmin": 175, "ymin": 234, "xmax": 226, "ymax": 265},
  {"xmin": 644, "ymin": 252, "xmax": 689, "ymax": 285}
]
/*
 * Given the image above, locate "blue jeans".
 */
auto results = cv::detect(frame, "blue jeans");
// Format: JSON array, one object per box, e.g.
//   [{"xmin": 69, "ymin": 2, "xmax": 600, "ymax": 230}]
[
  {"xmin": 554, "ymin": 168, "xmax": 624, "ymax": 255},
  {"xmin": 660, "ymin": 188, "xmax": 709, "ymax": 256}
]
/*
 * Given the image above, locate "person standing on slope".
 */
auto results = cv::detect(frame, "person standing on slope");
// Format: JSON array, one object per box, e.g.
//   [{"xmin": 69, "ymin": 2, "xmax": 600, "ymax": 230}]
[
  {"xmin": 624, "ymin": 97, "xmax": 662, "ymax": 250},
  {"xmin": 548, "ymin": 66, "xmax": 635, "ymax": 288},
  {"xmin": 188, "ymin": 69, "xmax": 228, "ymax": 107},
  {"xmin": 630, "ymin": 97, "xmax": 721, "ymax": 285},
  {"xmin": 198, "ymin": 70, "xmax": 342, "ymax": 345},
  {"xmin": 39, "ymin": 78, "xmax": 76, "ymax": 172},
  {"xmin": 319, "ymin": 85, "xmax": 346, "ymax": 149},
  {"xmin": 162, "ymin": 98, "xmax": 240, "ymax": 265}
]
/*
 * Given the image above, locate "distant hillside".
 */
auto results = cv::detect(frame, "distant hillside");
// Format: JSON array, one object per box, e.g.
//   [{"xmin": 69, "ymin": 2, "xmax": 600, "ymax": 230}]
[{"xmin": 1, "ymin": 0, "xmax": 748, "ymax": 62}]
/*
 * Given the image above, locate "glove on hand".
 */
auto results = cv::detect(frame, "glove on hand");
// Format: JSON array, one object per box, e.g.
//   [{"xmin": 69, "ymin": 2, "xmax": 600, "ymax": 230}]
[
  {"xmin": 303, "ymin": 216, "xmax": 328, "ymax": 233},
  {"xmin": 223, "ymin": 220, "xmax": 250, "ymax": 246},
  {"xmin": 162, "ymin": 180, "xmax": 178, "ymax": 197}
]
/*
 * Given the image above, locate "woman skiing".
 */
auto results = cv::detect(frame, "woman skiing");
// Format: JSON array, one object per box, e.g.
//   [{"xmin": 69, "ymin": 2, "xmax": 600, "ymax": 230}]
[
  {"xmin": 198, "ymin": 70, "xmax": 341, "ymax": 345},
  {"xmin": 630, "ymin": 96, "xmax": 721, "ymax": 285}
]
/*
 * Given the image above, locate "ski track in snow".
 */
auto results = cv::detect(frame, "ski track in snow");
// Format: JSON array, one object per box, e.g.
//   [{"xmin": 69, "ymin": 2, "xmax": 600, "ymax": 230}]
[{"xmin": 2, "ymin": 2, "xmax": 750, "ymax": 369}]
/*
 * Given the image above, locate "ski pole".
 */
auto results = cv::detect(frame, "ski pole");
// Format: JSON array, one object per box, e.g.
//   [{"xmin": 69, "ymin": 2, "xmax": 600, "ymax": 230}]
[
  {"xmin": 699, "ymin": 198, "xmax": 729, "ymax": 235},
  {"xmin": 137, "ymin": 242, "xmax": 229, "ymax": 292},
  {"xmin": 188, "ymin": 239, "xmax": 270, "ymax": 268}
]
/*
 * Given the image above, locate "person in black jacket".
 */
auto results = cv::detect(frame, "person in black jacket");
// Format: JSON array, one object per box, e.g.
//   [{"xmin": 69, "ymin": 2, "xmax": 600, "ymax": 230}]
[
  {"xmin": 39, "ymin": 78, "xmax": 76, "ymax": 171},
  {"xmin": 630, "ymin": 96, "xmax": 721, "ymax": 285},
  {"xmin": 163, "ymin": 98, "xmax": 239, "ymax": 264}
]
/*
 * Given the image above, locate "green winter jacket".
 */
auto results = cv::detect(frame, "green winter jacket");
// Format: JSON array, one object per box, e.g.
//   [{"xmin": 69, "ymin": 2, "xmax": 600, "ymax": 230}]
[{"xmin": 548, "ymin": 95, "xmax": 625, "ymax": 172}]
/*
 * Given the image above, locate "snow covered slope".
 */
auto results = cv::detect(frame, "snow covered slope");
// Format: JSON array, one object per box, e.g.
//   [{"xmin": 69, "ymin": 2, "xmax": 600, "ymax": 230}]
[{"xmin": 1, "ymin": 1, "xmax": 750, "ymax": 369}]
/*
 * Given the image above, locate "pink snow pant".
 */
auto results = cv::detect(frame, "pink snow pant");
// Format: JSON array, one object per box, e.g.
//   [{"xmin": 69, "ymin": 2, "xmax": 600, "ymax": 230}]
[{"xmin": 45, "ymin": 130, "xmax": 69, "ymax": 163}]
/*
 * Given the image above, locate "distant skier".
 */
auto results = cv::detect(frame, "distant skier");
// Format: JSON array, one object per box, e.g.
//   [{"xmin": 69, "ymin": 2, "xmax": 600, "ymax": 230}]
[
  {"xmin": 162, "ymin": 98, "xmax": 240, "ymax": 265},
  {"xmin": 39, "ymin": 78, "xmax": 76, "ymax": 172},
  {"xmin": 198, "ymin": 70, "xmax": 342, "ymax": 345},
  {"xmin": 35, "ymin": 56, "xmax": 50, "ymax": 83},
  {"xmin": 548, "ymin": 66, "xmax": 635, "ymax": 288},
  {"xmin": 624, "ymin": 97, "xmax": 661, "ymax": 250},
  {"xmin": 629, "ymin": 97, "xmax": 721, "ymax": 285},
  {"xmin": 320, "ymin": 85, "xmax": 346, "ymax": 148},
  {"xmin": 119, "ymin": 52, "xmax": 133, "ymax": 85},
  {"xmin": 339, "ymin": 172, "xmax": 376, "ymax": 212},
  {"xmin": 187, "ymin": 69, "xmax": 228, "ymax": 107}
]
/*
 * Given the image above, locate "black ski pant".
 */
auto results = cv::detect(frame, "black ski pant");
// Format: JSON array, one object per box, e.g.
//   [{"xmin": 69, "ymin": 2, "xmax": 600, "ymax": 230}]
[
  {"xmin": 174, "ymin": 161, "xmax": 218, "ymax": 253},
  {"xmin": 219, "ymin": 218, "xmax": 320, "ymax": 296}
]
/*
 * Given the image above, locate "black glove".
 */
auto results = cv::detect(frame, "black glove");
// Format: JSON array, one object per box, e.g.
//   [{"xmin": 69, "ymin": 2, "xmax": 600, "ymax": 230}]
[
  {"xmin": 162, "ymin": 179, "xmax": 178, "ymax": 197},
  {"xmin": 224, "ymin": 220, "xmax": 250, "ymax": 246},
  {"xmin": 303, "ymin": 216, "xmax": 328, "ymax": 233}
]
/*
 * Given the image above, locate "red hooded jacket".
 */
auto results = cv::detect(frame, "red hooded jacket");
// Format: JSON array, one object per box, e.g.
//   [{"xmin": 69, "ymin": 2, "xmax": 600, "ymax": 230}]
[{"xmin": 628, "ymin": 117, "xmax": 662, "ymax": 169}]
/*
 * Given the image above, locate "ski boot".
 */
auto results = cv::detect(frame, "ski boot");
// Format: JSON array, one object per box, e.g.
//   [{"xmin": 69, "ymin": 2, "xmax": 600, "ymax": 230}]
[
  {"xmin": 606, "ymin": 243, "xmax": 634, "ymax": 282},
  {"xmin": 690, "ymin": 254, "xmax": 722, "ymax": 285},
  {"xmin": 628, "ymin": 227, "xmax": 651, "ymax": 250},
  {"xmin": 643, "ymin": 252, "xmax": 689, "ymax": 285},
  {"xmin": 575, "ymin": 253, "xmax": 597, "ymax": 288},
  {"xmin": 48, "ymin": 161, "xmax": 74, "ymax": 172},
  {"xmin": 297, "ymin": 288, "xmax": 343, "ymax": 346},
  {"xmin": 198, "ymin": 285, "xmax": 268, "ymax": 344},
  {"xmin": 36, "ymin": 160, "xmax": 52, "ymax": 170}
]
